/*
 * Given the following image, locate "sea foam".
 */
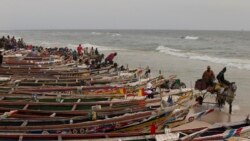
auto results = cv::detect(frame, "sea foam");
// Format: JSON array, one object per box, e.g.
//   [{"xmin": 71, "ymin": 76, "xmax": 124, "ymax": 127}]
[
  {"xmin": 182, "ymin": 36, "xmax": 199, "ymax": 40},
  {"xmin": 156, "ymin": 46, "xmax": 250, "ymax": 71}
]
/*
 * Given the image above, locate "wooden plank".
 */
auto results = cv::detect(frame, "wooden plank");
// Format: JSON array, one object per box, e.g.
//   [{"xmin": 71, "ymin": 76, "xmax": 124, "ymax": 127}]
[
  {"xmin": 60, "ymin": 99, "xmax": 64, "ymax": 103},
  {"xmin": 71, "ymin": 99, "xmax": 81, "ymax": 111},
  {"xmin": 21, "ymin": 120, "xmax": 28, "ymax": 127},
  {"xmin": 0, "ymin": 97, "xmax": 4, "ymax": 100},
  {"xmin": 18, "ymin": 135, "xmax": 23, "ymax": 141},
  {"xmin": 23, "ymin": 104, "xmax": 29, "ymax": 110},
  {"xmin": 58, "ymin": 135, "xmax": 62, "ymax": 141},
  {"xmin": 50, "ymin": 113, "xmax": 56, "ymax": 117}
]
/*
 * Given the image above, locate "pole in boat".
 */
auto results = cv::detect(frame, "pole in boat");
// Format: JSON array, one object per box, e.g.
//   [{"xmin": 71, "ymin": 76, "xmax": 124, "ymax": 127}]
[{"xmin": 159, "ymin": 69, "xmax": 163, "ymax": 109}]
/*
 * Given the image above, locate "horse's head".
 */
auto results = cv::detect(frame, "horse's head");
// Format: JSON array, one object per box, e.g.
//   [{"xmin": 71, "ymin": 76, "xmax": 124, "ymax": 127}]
[{"xmin": 230, "ymin": 82, "xmax": 237, "ymax": 93}]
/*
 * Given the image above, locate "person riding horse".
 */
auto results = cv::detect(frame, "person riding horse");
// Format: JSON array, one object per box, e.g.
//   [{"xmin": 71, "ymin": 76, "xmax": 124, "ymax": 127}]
[
  {"xmin": 215, "ymin": 67, "xmax": 236, "ymax": 114},
  {"xmin": 216, "ymin": 67, "xmax": 231, "ymax": 86}
]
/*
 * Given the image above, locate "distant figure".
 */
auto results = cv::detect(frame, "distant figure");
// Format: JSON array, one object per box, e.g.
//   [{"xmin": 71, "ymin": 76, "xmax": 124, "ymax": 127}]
[
  {"xmin": 150, "ymin": 122, "xmax": 156, "ymax": 135},
  {"xmin": 95, "ymin": 48, "xmax": 99, "ymax": 55},
  {"xmin": 72, "ymin": 50, "xmax": 77, "ymax": 61},
  {"xmin": 145, "ymin": 82, "xmax": 154, "ymax": 99},
  {"xmin": 0, "ymin": 51, "xmax": 3, "ymax": 67},
  {"xmin": 105, "ymin": 52, "xmax": 117, "ymax": 64},
  {"xmin": 145, "ymin": 66, "xmax": 151, "ymax": 78},
  {"xmin": 90, "ymin": 47, "xmax": 94, "ymax": 55},
  {"xmin": 118, "ymin": 65, "xmax": 125, "ymax": 71},
  {"xmin": 97, "ymin": 54, "xmax": 104, "ymax": 63},
  {"xmin": 202, "ymin": 66, "xmax": 215, "ymax": 87},
  {"xmin": 77, "ymin": 44, "xmax": 83, "ymax": 55},
  {"xmin": 84, "ymin": 47, "xmax": 89, "ymax": 55},
  {"xmin": 217, "ymin": 67, "xmax": 230, "ymax": 86}
]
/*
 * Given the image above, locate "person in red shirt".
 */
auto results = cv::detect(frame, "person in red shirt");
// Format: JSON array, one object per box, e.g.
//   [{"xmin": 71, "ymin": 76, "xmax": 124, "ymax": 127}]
[
  {"xmin": 105, "ymin": 52, "xmax": 117, "ymax": 64},
  {"xmin": 150, "ymin": 122, "xmax": 156, "ymax": 135},
  {"xmin": 77, "ymin": 44, "xmax": 83, "ymax": 55}
]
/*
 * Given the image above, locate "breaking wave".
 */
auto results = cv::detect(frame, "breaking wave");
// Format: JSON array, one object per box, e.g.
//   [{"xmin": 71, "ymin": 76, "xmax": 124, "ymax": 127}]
[
  {"xmin": 91, "ymin": 32, "xmax": 121, "ymax": 37},
  {"xmin": 91, "ymin": 32, "xmax": 103, "ymax": 35},
  {"xmin": 156, "ymin": 46, "xmax": 250, "ymax": 71},
  {"xmin": 182, "ymin": 36, "xmax": 199, "ymax": 40}
]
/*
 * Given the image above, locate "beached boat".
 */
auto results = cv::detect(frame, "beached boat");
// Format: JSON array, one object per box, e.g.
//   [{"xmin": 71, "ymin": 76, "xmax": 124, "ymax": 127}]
[
  {"xmin": 0, "ymin": 132, "xmax": 157, "ymax": 141},
  {"xmin": 0, "ymin": 105, "xmax": 189, "ymax": 134},
  {"xmin": 179, "ymin": 117, "xmax": 250, "ymax": 141}
]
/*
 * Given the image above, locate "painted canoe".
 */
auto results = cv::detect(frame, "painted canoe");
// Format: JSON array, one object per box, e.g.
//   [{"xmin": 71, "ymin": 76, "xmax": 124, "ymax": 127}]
[
  {"xmin": 0, "ymin": 132, "xmax": 157, "ymax": 141},
  {"xmin": 0, "ymin": 105, "xmax": 189, "ymax": 134},
  {"xmin": 180, "ymin": 118, "xmax": 250, "ymax": 141}
]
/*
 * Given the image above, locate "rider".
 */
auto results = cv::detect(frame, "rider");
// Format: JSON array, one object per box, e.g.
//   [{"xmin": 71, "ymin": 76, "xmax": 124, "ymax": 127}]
[
  {"xmin": 202, "ymin": 66, "xmax": 215, "ymax": 87},
  {"xmin": 217, "ymin": 67, "xmax": 231, "ymax": 86}
]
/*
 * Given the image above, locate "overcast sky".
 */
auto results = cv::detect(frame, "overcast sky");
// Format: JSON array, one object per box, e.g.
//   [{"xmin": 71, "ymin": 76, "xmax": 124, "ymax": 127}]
[{"xmin": 0, "ymin": 0, "xmax": 250, "ymax": 30}]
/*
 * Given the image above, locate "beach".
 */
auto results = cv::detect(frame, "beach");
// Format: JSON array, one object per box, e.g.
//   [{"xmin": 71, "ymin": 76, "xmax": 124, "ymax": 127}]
[
  {"xmin": 1, "ymin": 29, "xmax": 249, "ymax": 122},
  {"xmin": 108, "ymin": 49, "xmax": 250, "ymax": 122}
]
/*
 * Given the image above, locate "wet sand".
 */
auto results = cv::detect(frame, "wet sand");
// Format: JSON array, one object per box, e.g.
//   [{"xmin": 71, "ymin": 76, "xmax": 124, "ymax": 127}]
[{"xmin": 104, "ymin": 50, "xmax": 250, "ymax": 124}]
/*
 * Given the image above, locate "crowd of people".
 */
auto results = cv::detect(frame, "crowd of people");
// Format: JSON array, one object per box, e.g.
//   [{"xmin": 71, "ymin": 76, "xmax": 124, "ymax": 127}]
[
  {"xmin": 73, "ymin": 44, "xmax": 119, "ymax": 70},
  {"xmin": 0, "ymin": 35, "xmax": 119, "ymax": 70},
  {"xmin": 0, "ymin": 35, "xmax": 26, "ymax": 50},
  {"xmin": 25, "ymin": 43, "xmax": 118, "ymax": 70}
]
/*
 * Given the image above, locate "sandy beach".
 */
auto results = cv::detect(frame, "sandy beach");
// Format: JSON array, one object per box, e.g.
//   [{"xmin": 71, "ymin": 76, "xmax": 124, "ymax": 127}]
[{"xmin": 106, "ymin": 49, "xmax": 250, "ymax": 124}]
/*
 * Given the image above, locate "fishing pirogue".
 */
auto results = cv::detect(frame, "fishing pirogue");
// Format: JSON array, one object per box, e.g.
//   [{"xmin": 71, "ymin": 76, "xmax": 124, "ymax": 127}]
[{"xmin": 0, "ymin": 39, "xmax": 244, "ymax": 141}]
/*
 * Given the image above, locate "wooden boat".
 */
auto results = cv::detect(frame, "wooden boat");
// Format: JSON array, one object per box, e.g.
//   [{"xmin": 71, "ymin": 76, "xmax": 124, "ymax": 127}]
[
  {"xmin": 0, "ymin": 105, "xmax": 189, "ymax": 134},
  {"xmin": 0, "ymin": 90, "xmax": 196, "ymax": 134},
  {"xmin": 0, "ymin": 132, "xmax": 157, "ymax": 141},
  {"xmin": 180, "ymin": 117, "xmax": 250, "ymax": 141},
  {"xmin": 0, "ymin": 77, "xmax": 11, "ymax": 86},
  {"xmin": 0, "ymin": 109, "xmax": 90, "ymax": 119},
  {"xmin": 0, "ymin": 99, "xmax": 154, "ymax": 111},
  {"xmin": 190, "ymin": 125, "xmax": 250, "ymax": 141}
]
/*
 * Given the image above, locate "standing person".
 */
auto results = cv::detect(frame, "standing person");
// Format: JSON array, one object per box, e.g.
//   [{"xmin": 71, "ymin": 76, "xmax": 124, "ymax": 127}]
[
  {"xmin": 72, "ymin": 50, "xmax": 78, "ymax": 62},
  {"xmin": 0, "ymin": 51, "xmax": 3, "ymax": 67},
  {"xmin": 95, "ymin": 48, "xmax": 99, "ymax": 55},
  {"xmin": 202, "ymin": 66, "xmax": 215, "ymax": 87},
  {"xmin": 90, "ymin": 47, "xmax": 94, "ymax": 55},
  {"xmin": 145, "ymin": 66, "xmax": 151, "ymax": 78},
  {"xmin": 84, "ymin": 47, "xmax": 89, "ymax": 55},
  {"xmin": 105, "ymin": 52, "xmax": 117, "ymax": 64},
  {"xmin": 77, "ymin": 44, "xmax": 83, "ymax": 55},
  {"xmin": 217, "ymin": 67, "xmax": 230, "ymax": 86}
]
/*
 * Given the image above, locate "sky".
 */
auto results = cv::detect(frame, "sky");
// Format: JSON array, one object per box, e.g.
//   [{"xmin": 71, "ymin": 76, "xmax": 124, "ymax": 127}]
[{"xmin": 0, "ymin": 0, "xmax": 250, "ymax": 30}]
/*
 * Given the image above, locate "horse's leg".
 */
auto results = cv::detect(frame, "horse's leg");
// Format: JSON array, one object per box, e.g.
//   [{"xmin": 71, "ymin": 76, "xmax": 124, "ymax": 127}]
[{"xmin": 229, "ymin": 102, "xmax": 232, "ymax": 114}]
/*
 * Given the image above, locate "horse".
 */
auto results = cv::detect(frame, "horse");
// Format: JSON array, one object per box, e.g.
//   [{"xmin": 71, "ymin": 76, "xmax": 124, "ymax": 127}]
[
  {"xmin": 216, "ymin": 82, "xmax": 237, "ymax": 114},
  {"xmin": 194, "ymin": 79, "xmax": 237, "ymax": 114}
]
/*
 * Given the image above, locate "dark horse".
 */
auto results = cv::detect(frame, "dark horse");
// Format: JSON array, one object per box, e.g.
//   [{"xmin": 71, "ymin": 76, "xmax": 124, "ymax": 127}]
[{"xmin": 216, "ymin": 82, "xmax": 237, "ymax": 114}]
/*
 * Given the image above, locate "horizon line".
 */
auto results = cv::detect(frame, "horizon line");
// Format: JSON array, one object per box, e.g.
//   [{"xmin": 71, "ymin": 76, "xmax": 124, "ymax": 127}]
[{"xmin": 0, "ymin": 28, "xmax": 248, "ymax": 32}]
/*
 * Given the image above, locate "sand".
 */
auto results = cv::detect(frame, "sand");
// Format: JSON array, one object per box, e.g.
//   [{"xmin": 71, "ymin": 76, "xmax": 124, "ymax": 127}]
[{"xmin": 103, "ymin": 50, "xmax": 250, "ymax": 124}]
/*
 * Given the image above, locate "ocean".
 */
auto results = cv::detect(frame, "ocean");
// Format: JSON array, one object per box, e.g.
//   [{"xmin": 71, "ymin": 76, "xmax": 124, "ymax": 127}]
[
  {"xmin": 1, "ymin": 30, "xmax": 250, "ymax": 70},
  {"xmin": 0, "ymin": 30, "xmax": 250, "ymax": 117}
]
